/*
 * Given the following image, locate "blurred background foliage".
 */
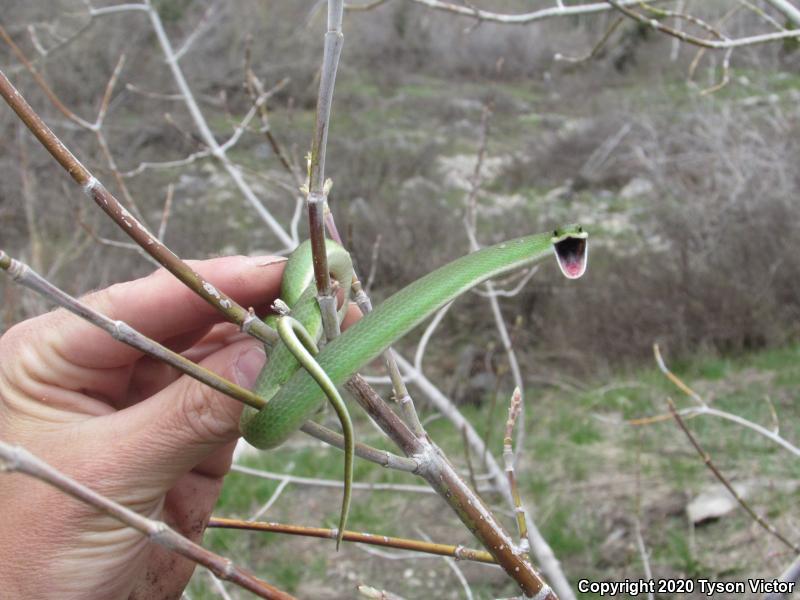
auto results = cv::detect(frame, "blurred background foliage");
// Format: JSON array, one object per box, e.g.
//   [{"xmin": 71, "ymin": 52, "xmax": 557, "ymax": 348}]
[
  {"xmin": 2, "ymin": 2, "xmax": 800, "ymax": 596},
  {"xmin": 2, "ymin": 1, "xmax": 798, "ymax": 379}
]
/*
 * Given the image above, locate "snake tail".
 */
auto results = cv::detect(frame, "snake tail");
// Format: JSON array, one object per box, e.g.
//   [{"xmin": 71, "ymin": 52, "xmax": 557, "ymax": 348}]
[{"xmin": 275, "ymin": 316, "xmax": 353, "ymax": 550}]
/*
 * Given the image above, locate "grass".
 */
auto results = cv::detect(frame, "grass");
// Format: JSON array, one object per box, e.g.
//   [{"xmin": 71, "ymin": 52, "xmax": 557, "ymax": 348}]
[
  {"xmin": 184, "ymin": 342, "xmax": 800, "ymax": 598},
  {"xmin": 180, "ymin": 67, "xmax": 800, "ymax": 597}
]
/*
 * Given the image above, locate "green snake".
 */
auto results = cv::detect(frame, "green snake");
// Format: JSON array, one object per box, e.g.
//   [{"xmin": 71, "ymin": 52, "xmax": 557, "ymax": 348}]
[{"xmin": 240, "ymin": 225, "xmax": 588, "ymax": 548}]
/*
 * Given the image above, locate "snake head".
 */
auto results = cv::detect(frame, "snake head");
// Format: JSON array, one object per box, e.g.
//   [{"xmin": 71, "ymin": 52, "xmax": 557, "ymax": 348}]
[{"xmin": 551, "ymin": 224, "xmax": 588, "ymax": 279}]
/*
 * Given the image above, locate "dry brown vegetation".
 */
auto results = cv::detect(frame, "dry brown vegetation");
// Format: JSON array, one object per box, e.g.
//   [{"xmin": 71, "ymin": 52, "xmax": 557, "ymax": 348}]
[
  {"xmin": 4, "ymin": 1, "xmax": 799, "ymax": 373},
  {"xmin": 3, "ymin": 1, "xmax": 800, "ymax": 598}
]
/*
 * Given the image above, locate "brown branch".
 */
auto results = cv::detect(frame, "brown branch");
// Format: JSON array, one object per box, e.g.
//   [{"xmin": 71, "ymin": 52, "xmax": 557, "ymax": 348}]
[
  {"xmin": 299, "ymin": 420, "xmax": 419, "ymax": 472},
  {"xmin": 2, "ymin": 25, "xmax": 149, "ymax": 224},
  {"xmin": 683, "ymin": 6, "xmax": 739, "ymax": 95},
  {"xmin": 92, "ymin": 55, "xmax": 149, "ymax": 225},
  {"xmin": 0, "ymin": 23, "xmax": 91, "ymax": 128},
  {"xmin": 630, "ymin": 346, "xmax": 800, "ymax": 459},
  {"xmin": 243, "ymin": 40, "xmax": 299, "ymax": 183},
  {"xmin": 306, "ymin": 1, "xmax": 346, "ymax": 342},
  {"xmin": 0, "ymin": 69, "xmax": 280, "ymax": 346},
  {"xmin": 208, "ymin": 517, "xmax": 497, "ymax": 564},
  {"xmin": 344, "ymin": 377, "xmax": 556, "ymax": 598},
  {"xmin": 666, "ymin": 398, "xmax": 800, "ymax": 553},
  {"xmin": 314, "ymin": 95, "xmax": 555, "ymax": 597},
  {"xmin": 0, "ymin": 250, "xmax": 267, "ymax": 410},
  {"xmin": 653, "ymin": 344, "xmax": 705, "ymax": 406},
  {"xmin": 0, "ymin": 442, "xmax": 294, "ymax": 600}
]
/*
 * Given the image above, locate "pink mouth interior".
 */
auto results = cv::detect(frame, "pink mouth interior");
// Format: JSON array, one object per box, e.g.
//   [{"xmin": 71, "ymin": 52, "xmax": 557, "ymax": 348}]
[{"xmin": 554, "ymin": 236, "xmax": 588, "ymax": 280}]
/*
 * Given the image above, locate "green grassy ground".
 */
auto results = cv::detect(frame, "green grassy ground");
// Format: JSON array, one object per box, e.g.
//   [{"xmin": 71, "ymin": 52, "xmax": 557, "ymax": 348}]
[
  {"xmin": 175, "ymin": 64, "xmax": 800, "ymax": 597},
  {"xmin": 186, "ymin": 343, "xmax": 800, "ymax": 599}
]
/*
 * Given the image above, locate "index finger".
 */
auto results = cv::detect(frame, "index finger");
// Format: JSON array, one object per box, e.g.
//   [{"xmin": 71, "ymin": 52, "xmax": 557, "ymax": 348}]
[{"xmin": 4, "ymin": 255, "xmax": 287, "ymax": 371}]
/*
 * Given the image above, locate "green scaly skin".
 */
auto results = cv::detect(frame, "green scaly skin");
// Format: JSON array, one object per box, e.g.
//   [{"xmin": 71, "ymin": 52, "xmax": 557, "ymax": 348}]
[
  {"xmin": 240, "ymin": 225, "xmax": 588, "ymax": 546},
  {"xmin": 274, "ymin": 315, "xmax": 353, "ymax": 550},
  {"xmin": 239, "ymin": 238, "xmax": 354, "ymax": 548}
]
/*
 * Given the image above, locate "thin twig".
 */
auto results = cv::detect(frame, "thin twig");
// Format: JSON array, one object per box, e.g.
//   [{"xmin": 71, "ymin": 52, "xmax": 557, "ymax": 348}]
[
  {"xmin": 300, "ymin": 420, "xmax": 420, "ymax": 472},
  {"xmin": 174, "ymin": 1, "xmax": 222, "ymax": 61},
  {"xmin": 461, "ymin": 103, "xmax": 529, "ymax": 462},
  {"xmin": 637, "ymin": 2, "xmax": 728, "ymax": 39},
  {"xmin": 653, "ymin": 344, "xmax": 705, "ymax": 406},
  {"xmin": 0, "ymin": 69, "xmax": 280, "ymax": 346},
  {"xmin": 415, "ymin": 527, "xmax": 474, "ymax": 600},
  {"xmin": 503, "ymin": 388, "xmax": 530, "ymax": 556},
  {"xmin": 208, "ymin": 572, "xmax": 234, "ymax": 600},
  {"xmin": 402, "ymin": 0, "xmax": 671, "ymax": 25},
  {"xmin": 157, "ymin": 184, "xmax": 174, "ymax": 242},
  {"xmin": 633, "ymin": 518, "xmax": 654, "ymax": 600},
  {"xmin": 739, "ymin": 0, "xmax": 788, "ymax": 32},
  {"xmin": 0, "ymin": 251, "xmax": 267, "ymax": 410},
  {"xmin": 554, "ymin": 17, "xmax": 623, "ymax": 63},
  {"xmin": 606, "ymin": 0, "xmax": 800, "ymax": 48},
  {"xmin": 208, "ymin": 517, "xmax": 497, "ymax": 564},
  {"xmin": 0, "ymin": 441, "xmax": 293, "ymax": 600},
  {"xmin": 250, "ymin": 479, "xmax": 291, "ymax": 521},
  {"xmin": 681, "ymin": 5, "xmax": 738, "ymax": 95},
  {"xmin": 646, "ymin": 345, "xmax": 800, "ymax": 457},
  {"xmin": 230, "ymin": 464, "xmax": 434, "ymax": 494},
  {"xmin": 307, "ymin": 0, "xmax": 346, "ymax": 342},
  {"xmin": 243, "ymin": 41, "xmax": 299, "ymax": 184},
  {"xmin": 141, "ymin": 0, "xmax": 295, "ymax": 247},
  {"xmin": 666, "ymin": 397, "xmax": 800, "ymax": 553}
]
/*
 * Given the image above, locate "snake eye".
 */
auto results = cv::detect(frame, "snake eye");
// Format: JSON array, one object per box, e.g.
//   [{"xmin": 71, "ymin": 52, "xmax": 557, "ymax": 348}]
[
  {"xmin": 577, "ymin": 226, "xmax": 582, "ymax": 233},
  {"xmin": 553, "ymin": 229, "xmax": 559, "ymax": 237}
]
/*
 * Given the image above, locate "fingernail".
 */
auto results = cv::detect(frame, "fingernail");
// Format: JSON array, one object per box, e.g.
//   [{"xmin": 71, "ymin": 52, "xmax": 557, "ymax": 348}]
[{"xmin": 234, "ymin": 345, "xmax": 266, "ymax": 388}]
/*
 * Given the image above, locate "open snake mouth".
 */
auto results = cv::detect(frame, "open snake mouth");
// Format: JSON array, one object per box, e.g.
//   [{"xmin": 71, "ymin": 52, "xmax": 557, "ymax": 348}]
[{"xmin": 554, "ymin": 234, "xmax": 588, "ymax": 279}]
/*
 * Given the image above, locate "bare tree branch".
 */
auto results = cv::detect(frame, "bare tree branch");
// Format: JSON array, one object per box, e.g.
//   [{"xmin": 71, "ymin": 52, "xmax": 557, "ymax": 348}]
[
  {"xmin": 666, "ymin": 397, "xmax": 800, "ymax": 553},
  {"xmin": 403, "ymin": 0, "xmax": 669, "ymax": 24},
  {"xmin": 209, "ymin": 517, "xmax": 498, "ymax": 564},
  {"xmin": 0, "ymin": 250, "xmax": 268, "ymax": 410},
  {"xmin": 763, "ymin": 0, "xmax": 800, "ymax": 27},
  {"xmin": 607, "ymin": 0, "xmax": 800, "ymax": 48},
  {"xmin": 0, "ymin": 441, "xmax": 294, "ymax": 600},
  {"xmin": 0, "ymin": 68, "xmax": 281, "ymax": 346}
]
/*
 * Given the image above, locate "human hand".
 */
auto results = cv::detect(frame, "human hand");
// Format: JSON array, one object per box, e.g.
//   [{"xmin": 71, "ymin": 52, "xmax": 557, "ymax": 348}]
[{"xmin": 0, "ymin": 255, "xmax": 287, "ymax": 600}]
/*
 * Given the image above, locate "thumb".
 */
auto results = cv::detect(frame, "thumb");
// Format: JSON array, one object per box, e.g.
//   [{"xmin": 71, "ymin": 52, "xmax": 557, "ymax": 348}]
[{"xmin": 99, "ymin": 339, "xmax": 266, "ymax": 489}]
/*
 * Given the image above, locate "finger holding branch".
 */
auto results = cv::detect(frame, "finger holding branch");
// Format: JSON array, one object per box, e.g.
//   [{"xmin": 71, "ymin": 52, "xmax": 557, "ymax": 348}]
[{"xmin": 0, "ymin": 442, "xmax": 294, "ymax": 600}]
